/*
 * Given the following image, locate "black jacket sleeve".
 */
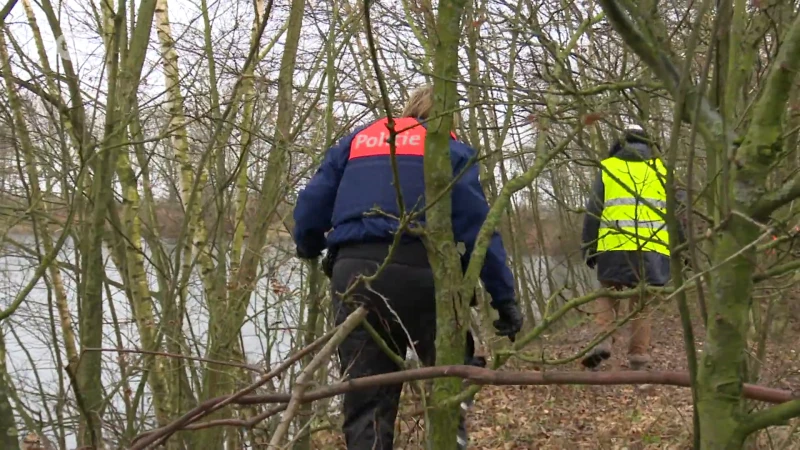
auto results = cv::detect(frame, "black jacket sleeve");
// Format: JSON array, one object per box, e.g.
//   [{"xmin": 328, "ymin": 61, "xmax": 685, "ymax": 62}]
[{"xmin": 581, "ymin": 170, "xmax": 604, "ymax": 260}]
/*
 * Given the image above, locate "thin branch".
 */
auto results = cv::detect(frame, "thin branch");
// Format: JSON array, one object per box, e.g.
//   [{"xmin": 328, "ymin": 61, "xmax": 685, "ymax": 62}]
[
  {"xmin": 268, "ymin": 307, "xmax": 367, "ymax": 447},
  {"xmin": 130, "ymin": 363, "xmax": 798, "ymax": 437},
  {"xmin": 129, "ymin": 323, "xmax": 341, "ymax": 449},
  {"xmin": 0, "ymin": 0, "xmax": 17, "ymax": 24},
  {"xmin": 364, "ymin": 0, "xmax": 405, "ymax": 217},
  {"xmin": 462, "ymin": 127, "xmax": 580, "ymax": 297},
  {"xmin": 737, "ymin": 399, "xmax": 800, "ymax": 438},
  {"xmin": 82, "ymin": 348, "xmax": 265, "ymax": 373},
  {"xmin": 740, "ymin": 7, "xmax": 800, "ymax": 218},
  {"xmin": 597, "ymin": 0, "xmax": 732, "ymax": 145}
]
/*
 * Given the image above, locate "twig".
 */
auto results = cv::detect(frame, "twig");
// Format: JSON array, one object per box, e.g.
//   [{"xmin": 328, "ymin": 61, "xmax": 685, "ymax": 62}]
[
  {"xmin": 363, "ymin": 0, "xmax": 405, "ymax": 217},
  {"xmin": 0, "ymin": 0, "xmax": 18, "ymax": 25},
  {"xmin": 365, "ymin": 284, "xmax": 420, "ymax": 363},
  {"xmin": 82, "ymin": 347, "xmax": 265, "ymax": 373},
  {"xmin": 461, "ymin": 127, "xmax": 579, "ymax": 297},
  {"xmin": 267, "ymin": 307, "xmax": 367, "ymax": 447},
  {"xmin": 129, "ymin": 324, "xmax": 341, "ymax": 449},
  {"xmin": 515, "ymin": 291, "xmax": 653, "ymax": 366},
  {"xmin": 659, "ymin": 224, "xmax": 775, "ymax": 304},
  {"xmin": 181, "ymin": 404, "xmax": 288, "ymax": 432}
]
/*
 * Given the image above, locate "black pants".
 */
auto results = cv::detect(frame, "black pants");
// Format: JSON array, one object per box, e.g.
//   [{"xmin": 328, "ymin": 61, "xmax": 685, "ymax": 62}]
[{"xmin": 330, "ymin": 242, "xmax": 480, "ymax": 450}]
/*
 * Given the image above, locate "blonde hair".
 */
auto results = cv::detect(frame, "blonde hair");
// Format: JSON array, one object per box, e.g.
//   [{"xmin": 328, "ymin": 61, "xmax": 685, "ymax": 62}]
[{"xmin": 401, "ymin": 86, "xmax": 461, "ymax": 130}]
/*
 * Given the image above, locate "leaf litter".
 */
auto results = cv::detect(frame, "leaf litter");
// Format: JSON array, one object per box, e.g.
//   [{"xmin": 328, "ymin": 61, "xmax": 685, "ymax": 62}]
[{"xmin": 312, "ymin": 299, "xmax": 800, "ymax": 449}]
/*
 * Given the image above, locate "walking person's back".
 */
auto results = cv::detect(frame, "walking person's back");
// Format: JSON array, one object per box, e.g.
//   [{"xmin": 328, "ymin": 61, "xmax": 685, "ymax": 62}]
[
  {"xmin": 580, "ymin": 125, "xmax": 685, "ymax": 370},
  {"xmin": 292, "ymin": 86, "xmax": 523, "ymax": 449}
]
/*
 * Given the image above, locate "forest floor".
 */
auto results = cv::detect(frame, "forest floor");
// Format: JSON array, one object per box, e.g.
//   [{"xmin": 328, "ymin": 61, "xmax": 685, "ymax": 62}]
[
  {"xmin": 312, "ymin": 296, "xmax": 800, "ymax": 449},
  {"xmin": 458, "ymin": 299, "xmax": 800, "ymax": 450}
]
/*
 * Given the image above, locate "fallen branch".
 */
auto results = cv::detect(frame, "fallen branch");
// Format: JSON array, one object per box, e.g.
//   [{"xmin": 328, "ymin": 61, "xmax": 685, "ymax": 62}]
[
  {"xmin": 129, "ymin": 323, "xmax": 342, "ymax": 450},
  {"xmin": 234, "ymin": 366, "xmax": 796, "ymax": 407},
  {"xmin": 172, "ymin": 367, "xmax": 797, "ymax": 435},
  {"xmin": 268, "ymin": 306, "xmax": 367, "ymax": 447}
]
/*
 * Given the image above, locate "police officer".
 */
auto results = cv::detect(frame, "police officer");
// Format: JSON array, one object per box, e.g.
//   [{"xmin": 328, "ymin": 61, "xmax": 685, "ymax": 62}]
[
  {"xmin": 292, "ymin": 86, "xmax": 523, "ymax": 449},
  {"xmin": 580, "ymin": 124, "xmax": 685, "ymax": 371}
]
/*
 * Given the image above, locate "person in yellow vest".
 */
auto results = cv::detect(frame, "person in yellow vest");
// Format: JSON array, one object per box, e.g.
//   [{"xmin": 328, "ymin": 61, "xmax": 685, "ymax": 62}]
[{"xmin": 580, "ymin": 124, "xmax": 685, "ymax": 370}]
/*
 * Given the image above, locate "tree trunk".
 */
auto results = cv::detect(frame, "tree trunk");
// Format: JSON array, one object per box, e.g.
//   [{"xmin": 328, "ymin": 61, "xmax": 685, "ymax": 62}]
[
  {"xmin": 197, "ymin": 0, "xmax": 302, "ymax": 445},
  {"xmin": 0, "ymin": 328, "xmax": 17, "ymax": 448},
  {"xmin": 422, "ymin": 0, "xmax": 470, "ymax": 445}
]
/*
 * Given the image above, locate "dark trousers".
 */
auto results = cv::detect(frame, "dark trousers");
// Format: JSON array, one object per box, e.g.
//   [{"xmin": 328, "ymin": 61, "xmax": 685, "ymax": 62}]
[{"xmin": 330, "ymin": 242, "xmax": 480, "ymax": 450}]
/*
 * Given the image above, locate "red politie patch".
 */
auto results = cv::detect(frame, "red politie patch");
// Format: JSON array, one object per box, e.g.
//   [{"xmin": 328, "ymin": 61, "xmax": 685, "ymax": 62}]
[{"xmin": 349, "ymin": 117, "xmax": 457, "ymax": 160}]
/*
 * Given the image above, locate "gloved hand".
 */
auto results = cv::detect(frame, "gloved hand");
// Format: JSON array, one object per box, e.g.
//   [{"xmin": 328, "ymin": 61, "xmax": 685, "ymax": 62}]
[
  {"xmin": 321, "ymin": 250, "xmax": 336, "ymax": 278},
  {"xmin": 586, "ymin": 256, "xmax": 597, "ymax": 269},
  {"xmin": 493, "ymin": 301, "xmax": 523, "ymax": 342}
]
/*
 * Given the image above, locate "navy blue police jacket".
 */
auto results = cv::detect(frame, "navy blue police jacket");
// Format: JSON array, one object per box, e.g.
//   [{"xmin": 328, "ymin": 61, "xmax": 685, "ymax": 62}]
[{"xmin": 292, "ymin": 116, "xmax": 516, "ymax": 308}]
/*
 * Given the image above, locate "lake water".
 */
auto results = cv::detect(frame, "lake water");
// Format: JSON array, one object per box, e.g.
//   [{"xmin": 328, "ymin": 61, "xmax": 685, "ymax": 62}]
[
  {"xmin": 0, "ymin": 232, "xmax": 595, "ymax": 449},
  {"xmin": 1, "ymin": 232, "xmax": 306, "ymax": 449}
]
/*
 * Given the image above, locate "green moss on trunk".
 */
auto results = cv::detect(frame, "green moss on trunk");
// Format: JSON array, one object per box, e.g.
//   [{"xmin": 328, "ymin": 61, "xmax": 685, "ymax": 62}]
[
  {"xmin": 0, "ymin": 329, "xmax": 18, "ymax": 448},
  {"xmin": 596, "ymin": 2, "xmax": 800, "ymax": 448},
  {"xmin": 422, "ymin": 0, "xmax": 469, "ymax": 445},
  {"xmin": 197, "ymin": 0, "xmax": 303, "ymax": 446},
  {"xmin": 696, "ymin": 216, "xmax": 758, "ymax": 449}
]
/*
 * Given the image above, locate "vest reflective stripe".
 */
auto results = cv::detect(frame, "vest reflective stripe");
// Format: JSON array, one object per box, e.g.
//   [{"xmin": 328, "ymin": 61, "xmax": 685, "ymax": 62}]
[
  {"xmin": 597, "ymin": 157, "xmax": 670, "ymax": 256},
  {"xmin": 601, "ymin": 219, "xmax": 666, "ymax": 229},
  {"xmin": 603, "ymin": 197, "xmax": 667, "ymax": 209}
]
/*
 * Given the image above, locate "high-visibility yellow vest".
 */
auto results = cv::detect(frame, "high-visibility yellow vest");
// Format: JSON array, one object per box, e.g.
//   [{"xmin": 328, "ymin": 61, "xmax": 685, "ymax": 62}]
[{"xmin": 596, "ymin": 156, "xmax": 670, "ymax": 256}]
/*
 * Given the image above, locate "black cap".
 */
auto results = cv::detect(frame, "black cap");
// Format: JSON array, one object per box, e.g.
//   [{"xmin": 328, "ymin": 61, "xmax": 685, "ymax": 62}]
[
  {"xmin": 622, "ymin": 124, "xmax": 651, "ymax": 145},
  {"xmin": 609, "ymin": 124, "xmax": 657, "ymax": 157}
]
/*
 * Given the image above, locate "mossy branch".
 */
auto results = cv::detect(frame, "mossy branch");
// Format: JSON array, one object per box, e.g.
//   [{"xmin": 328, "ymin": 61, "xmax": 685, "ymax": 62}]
[
  {"xmin": 597, "ymin": 0, "xmax": 730, "ymax": 145},
  {"xmin": 739, "ymin": 8, "xmax": 800, "ymax": 218},
  {"xmin": 752, "ymin": 173, "xmax": 800, "ymax": 219},
  {"xmin": 736, "ymin": 399, "xmax": 800, "ymax": 438},
  {"xmin": 461, "ymin": 128, "xmax": 579, "ymax": 297}
]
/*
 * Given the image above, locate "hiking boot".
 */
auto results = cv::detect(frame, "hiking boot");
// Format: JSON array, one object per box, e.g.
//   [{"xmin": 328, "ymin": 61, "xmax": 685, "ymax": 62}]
[
  {"xmin": 456, "ymin": 353, "xmax": 485, "ymax": 448},
  {"xmin": 628, "ymin": 354, "xmax": 651, "ymax": 371},
  {"xmin": 457, "ymin": 399, "xmax": 470, "ymax": 449},
  {"xmin": 581, "ymin": 340, "xmax": 612, "ymax": 370}
]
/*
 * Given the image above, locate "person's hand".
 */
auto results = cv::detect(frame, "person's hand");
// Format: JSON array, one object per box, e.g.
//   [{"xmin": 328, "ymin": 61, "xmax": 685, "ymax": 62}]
[
  {"xmin": 321, "ymin": 251, "xmax": 335, "ymax": 278},
  {"xmin": 586, "ymin": 256, "xmax": 597, "ymax": 269},
  {"xmin": 493, "ymin": 301, "xmax": 523, "ymax": 342}
]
